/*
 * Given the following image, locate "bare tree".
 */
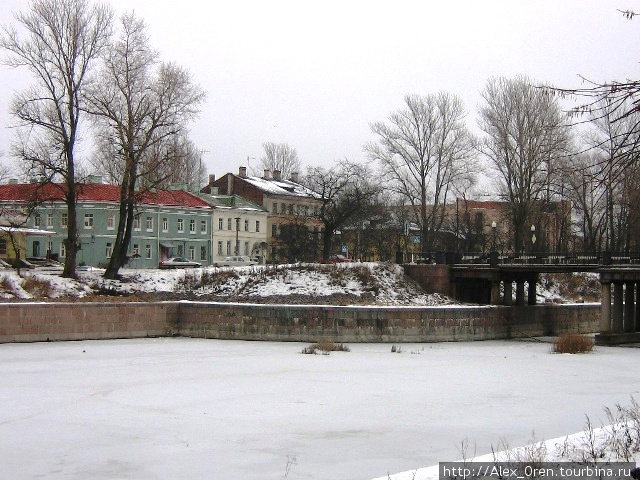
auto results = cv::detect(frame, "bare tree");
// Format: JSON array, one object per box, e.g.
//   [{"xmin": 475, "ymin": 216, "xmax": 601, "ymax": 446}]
[
  {"xmin": 260, "ymin": 142, "xmax": 301, "ymax": 179},
  {"xmin": 479, "ymin": 76, "xmax": 570, "ymax": 252},
  {"xmin": 143, "ymin": 135, "xmax": 206, "ymax": 191},
  {"xmin": 304, "ymin": 162, "xmax": 380, "ymax": 261},
  {"xmin": 85, "ymin": 12, "xmax": 205, "ymax": 279},
  {"xmin": 365, "ymin": 92, "xmax": 476, "ymax": 253},
  {"xmin": 1, "ymin": 0, "xmax": 112, "ymax": 277}
]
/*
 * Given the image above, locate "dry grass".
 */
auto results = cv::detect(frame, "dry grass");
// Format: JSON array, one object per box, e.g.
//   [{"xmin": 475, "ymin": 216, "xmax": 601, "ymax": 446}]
[
  {"xmin": 21, "ymin": 276, "xmax": 52, "ymax": 297},
  {"xmin": 553, "ymin": 333, "xmax": 594, "ymax": 354},
  {"xmin": 301, "ymin": 340, "xmax": 350, "ymax": 354}
]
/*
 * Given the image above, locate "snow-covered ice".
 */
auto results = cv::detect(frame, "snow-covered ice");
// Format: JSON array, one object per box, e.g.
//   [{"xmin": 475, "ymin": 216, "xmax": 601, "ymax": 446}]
[{"xmin": 0, "ymin": 338, "xmax": 638, "ymax": 480}]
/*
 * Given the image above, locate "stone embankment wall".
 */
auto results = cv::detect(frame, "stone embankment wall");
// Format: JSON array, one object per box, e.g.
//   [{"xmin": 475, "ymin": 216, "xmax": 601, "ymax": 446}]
[{"xmin": 0, "ymin": 301, "xmax": 599, "ymax": 344}]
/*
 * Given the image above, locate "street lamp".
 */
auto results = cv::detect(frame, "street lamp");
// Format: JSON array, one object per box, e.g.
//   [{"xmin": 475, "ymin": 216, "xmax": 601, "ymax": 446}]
[
  {"xmin": 531, "ymin": 225, "xmax": 536, "ymax": 259},
  {"xmin": 491, "ymin": 221, "xmax": 497, "ymax": 249},
  {"xmin": 490, "ymin": 221, "xmax": 497, "ymax": 266}
]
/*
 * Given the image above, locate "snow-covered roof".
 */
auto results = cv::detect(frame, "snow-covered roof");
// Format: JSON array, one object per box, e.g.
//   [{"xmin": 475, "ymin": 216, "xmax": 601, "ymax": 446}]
[
  {"xmin": 0, "ymin": 226, "xmax": 55, "ymax": 236},
  {"xmin": 241, "ymin": 176, "xmax": 319, "ymax": 199}
]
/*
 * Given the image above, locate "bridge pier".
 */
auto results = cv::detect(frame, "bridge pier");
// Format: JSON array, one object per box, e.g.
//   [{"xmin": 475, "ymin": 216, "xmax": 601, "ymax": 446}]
[
  {"xmin": 528, "ymin": 276, "xmax": 537, "ymax": 306},
  {"xmin": 597, "ymin": 270, "xmax": 640, "ymax": 345},
  {"xmin": 515, "ymin": 281, "xmax": 525, "ymax": 305},
  {"xmin": 600, "ymin": 282, "xmax": 611, "ymax": 332},
  {"xmin": 503, "ymin": 281, "xmax": 512, "ymax": 306},
  {"xmin": 636, "ymin": 281, "xmax": 640, "ymax": 332},
  {"xmin": 624, "ymin": 282, "xmax": 635, "ymax": 333}
]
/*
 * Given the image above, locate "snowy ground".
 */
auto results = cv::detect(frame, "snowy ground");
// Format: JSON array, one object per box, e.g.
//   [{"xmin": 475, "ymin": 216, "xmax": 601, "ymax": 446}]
[
  {"xmin": 0, "ymin": 262, "xmax": 452, "ymax": 305},
  {"xmin": 0, "ymin": 262, "xmax": 600, "ymax": 305},
  {"xmin": 0, "ymin": 338, "xmax": 638, "ymax": 480}
]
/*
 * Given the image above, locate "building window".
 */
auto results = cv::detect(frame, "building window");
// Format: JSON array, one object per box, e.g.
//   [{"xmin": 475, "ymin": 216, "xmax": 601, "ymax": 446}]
[
  {"xmin": 107, "ymin": 213, "xmax": 115, "ymax": 230},
  {"xmin": 177, "ymin": 245, "xmax": 183, "ymax": 257},
  {"xmin": 0, "ymin": 239, "xmax": 6, "ymax": 256},
  {"xmin": 227, "ymin": 218, "xmax": 232, "ymax": 230},
  {"xmin": 255, "ymin": 220, "xmax": 260, "ymax": 233},
  {"xmin": 244, "ymin": 241, "xmax": 249, "ymax": 256},
  {"xmin": 189, "ymin": 219, "xmax": 196, "ymax": 233},
  {"xmin": 146, "ymin": 216, "xmax": 153, "ymax": 231},
  {"xmin": 47, "ymin": 213, "xmax": 54, "ymax": 228},
  {"xmin": 145, "ymin": 244, "xmax": 152, "ymax": 259},
  {"xmin": 273, "ymin": 203, "xmax": 278, "ymax": 214},
  {"xmin": 61, "ymin": 213, "xmax": 68, "ymax": 227},
  {"xmin": 189, "ymin": 246, "xmax": 195, "ymax": 260},
  {"xmin": 60, "ymin": 242, "xmax": 66, "ymax": 258},
  {"xmin": 200, "ymin": 220, "xmax": 207, "ymax": 234},
  {"xmin": 226, "ymin": 241, "xmax": 231, "ymax": 255},
  {"xmin": 218, "ymin": 218, "xmax": 223, "ymax": 230},
  {"xmin": 200, "ymin": 246, "xmax": 207, "ymax": 261},
  {"xmin": 244, "ymin": 219, "xmax": 249, "ymax": 231},
  {"xmin": 133, "ymin": 215, "xmax": 141, "ymax": 230},
  {"xmin": 32, "ymin": 241, "xmax": 40, "ymax": 257},
  {"xmin": 288, "ymin": 204, "xmax": 293, "ymax": 215},
  {"xmin": 133, "ymin": 243, "xmax": 140, "ymax": 256},
  {"xmin": 217, "ymin": 241, "xmax": 223, "ymax": 255},
  {"xmin": 47, "ymin": 240, "xmax": 53, "ymax": 253},
  {"xmin": 106, "ymin": 242, "xmax": 113, "ymax": 258},
  {"xmin": 84, "ymin": 214, "xmax": 93, "ymax": 229},
  {"xmin": 162, "ymin": 217, "xmax": 168, "ymax": 232},
  {"xmin": 272, "ymin": 224, "xmax": 278, "ymax": 238},
  {"xmin": 34, "ymin": 214, "xmax": 41, "ymax": 228},
  {"xmin": 177, "ymin": 218, "xmax": 184, "ymax": 232}
]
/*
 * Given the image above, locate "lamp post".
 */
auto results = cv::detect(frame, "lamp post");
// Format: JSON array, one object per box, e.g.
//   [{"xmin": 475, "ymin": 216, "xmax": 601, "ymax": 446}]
[
  {"xmin": 530, "ymin": 224, "xmax": 536, "ymax": 261},
  {"xmin": 490, "ymin": 221, "xmax": 497, "ymax": 266}
]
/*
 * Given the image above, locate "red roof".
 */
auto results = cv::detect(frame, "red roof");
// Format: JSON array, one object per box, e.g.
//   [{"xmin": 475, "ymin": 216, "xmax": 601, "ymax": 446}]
[{"xmin": 0, "ymin": 183, "xmax": 211, "ymax": 209}]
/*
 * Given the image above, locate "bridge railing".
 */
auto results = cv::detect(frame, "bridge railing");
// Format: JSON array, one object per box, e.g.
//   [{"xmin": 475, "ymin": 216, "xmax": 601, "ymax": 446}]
[{"xmin": 405, "ymin": 251, "xmax": 640, "ymax": 266}]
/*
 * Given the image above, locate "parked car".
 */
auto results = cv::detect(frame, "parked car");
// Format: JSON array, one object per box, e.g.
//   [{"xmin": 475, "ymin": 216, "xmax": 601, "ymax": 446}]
[
  {"xmin": 159, "ymin": 257, "xmax": 202, "ymax": 269},
  {"xmin": 328, "ymin": 254, "xmax": 351, "ymax": 263},
  {"xmin": 213, "ymin": 255, "xmax": 258, "ymax": 267}
]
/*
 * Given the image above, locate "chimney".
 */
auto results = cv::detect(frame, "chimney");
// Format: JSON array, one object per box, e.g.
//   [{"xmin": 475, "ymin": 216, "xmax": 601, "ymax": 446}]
[
  {"xmin": 227, "ymin": 174, "xmax": 233, "ymax": 195},
  {"xmin": 289, "ymin": 171, "xmax": 299, "ymax": 183},
  {"xmin": 263, "ymin": 169, "xmax": 271, "ymax": 179},
  {"xmin": 208, "ymin": 174, "xmax": 216, "ymax": 185},
  {"xmin": 238, "ymin": 166, "xmax": 247, "ymax": 177},
  {"xmin": 273, "ymin": 169, "xmax": 282, "ymax": 181}
]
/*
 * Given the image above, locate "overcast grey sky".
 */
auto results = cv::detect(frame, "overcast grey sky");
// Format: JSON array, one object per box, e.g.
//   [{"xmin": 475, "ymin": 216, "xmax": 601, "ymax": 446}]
[{"xmin": 0, "ymin": 0, "xmax": 639, "ymax": 180}]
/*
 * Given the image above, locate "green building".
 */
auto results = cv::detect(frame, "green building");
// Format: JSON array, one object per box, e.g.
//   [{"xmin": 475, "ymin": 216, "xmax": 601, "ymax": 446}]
[{"xmin": 0, "ymin": 181, "xmax": 213, "ymax": 268}]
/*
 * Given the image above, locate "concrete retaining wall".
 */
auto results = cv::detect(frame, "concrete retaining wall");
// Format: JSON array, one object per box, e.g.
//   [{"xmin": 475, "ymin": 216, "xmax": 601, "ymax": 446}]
[
  {"xmin": 0, "ymin": 301, "xmax": 600, "ymax": 344},
  {"xmin": 0, "ymin": 302, "xmax": 179, "ymax": 343}
]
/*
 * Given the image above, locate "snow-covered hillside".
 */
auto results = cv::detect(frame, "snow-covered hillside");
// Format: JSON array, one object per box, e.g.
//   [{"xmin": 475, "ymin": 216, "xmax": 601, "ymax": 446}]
[{"xmin": 0, "ymin": 262, "xmax": 452, "ymax": 305}]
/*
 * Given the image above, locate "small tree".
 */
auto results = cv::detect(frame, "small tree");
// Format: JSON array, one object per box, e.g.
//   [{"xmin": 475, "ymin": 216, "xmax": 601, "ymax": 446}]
[{"xmin": 305, "ymin": 162, "xmax": 380, "ymax": 261}]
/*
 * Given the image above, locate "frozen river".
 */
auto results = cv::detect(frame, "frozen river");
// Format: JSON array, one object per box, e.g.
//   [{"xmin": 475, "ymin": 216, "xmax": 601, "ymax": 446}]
[{"xmin": 0, "ymin": 338, "xmax": 638, "ymax": 480}]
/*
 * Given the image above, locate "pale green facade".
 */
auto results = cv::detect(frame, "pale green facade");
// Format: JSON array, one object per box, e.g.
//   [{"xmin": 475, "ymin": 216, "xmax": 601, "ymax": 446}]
[{"xmin": 20, "ymin": 201, "xmax": 212, "ymax": 268}]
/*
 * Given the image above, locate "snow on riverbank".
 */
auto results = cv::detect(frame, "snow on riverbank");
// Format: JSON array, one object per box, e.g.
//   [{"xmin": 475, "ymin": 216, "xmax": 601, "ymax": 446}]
[
  {"xmin": 0, "ymin": 262, "xmax": 453, "ymax": 305},
  {"xmin": 0, "ymin": 262, "xmax": 600, "ymax": 305}
]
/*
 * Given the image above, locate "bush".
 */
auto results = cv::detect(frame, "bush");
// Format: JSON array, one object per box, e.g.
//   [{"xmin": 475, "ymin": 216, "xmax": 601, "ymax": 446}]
[
  {"xmin": 301, "ymin": 340, "xmax": 350, "ymax": 355},
  {"xmin": 21, "ymin": 276, "xmax": 52, "ymax": 297},
  {"xmin": 553, "ymin": 333, "xmax": 594, "ymax": 354}
]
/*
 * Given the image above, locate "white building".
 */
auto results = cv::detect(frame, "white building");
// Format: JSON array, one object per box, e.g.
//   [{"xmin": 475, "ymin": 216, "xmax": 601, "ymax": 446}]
[{"xmin": 199, "ymin": 193, "xmax": 269, "ymax": 264}]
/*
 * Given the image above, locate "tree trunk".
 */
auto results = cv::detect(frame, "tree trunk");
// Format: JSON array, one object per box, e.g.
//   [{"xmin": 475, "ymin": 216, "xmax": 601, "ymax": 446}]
[{"xmin": 62, "ymin": 177, "xmax": 78, "ymax": 278}]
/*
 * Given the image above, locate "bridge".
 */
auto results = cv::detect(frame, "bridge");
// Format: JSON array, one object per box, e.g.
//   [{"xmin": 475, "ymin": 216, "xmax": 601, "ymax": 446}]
[{"xmin": 403, "ymin": 251, "xmax": 640, "ymax": 345}]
